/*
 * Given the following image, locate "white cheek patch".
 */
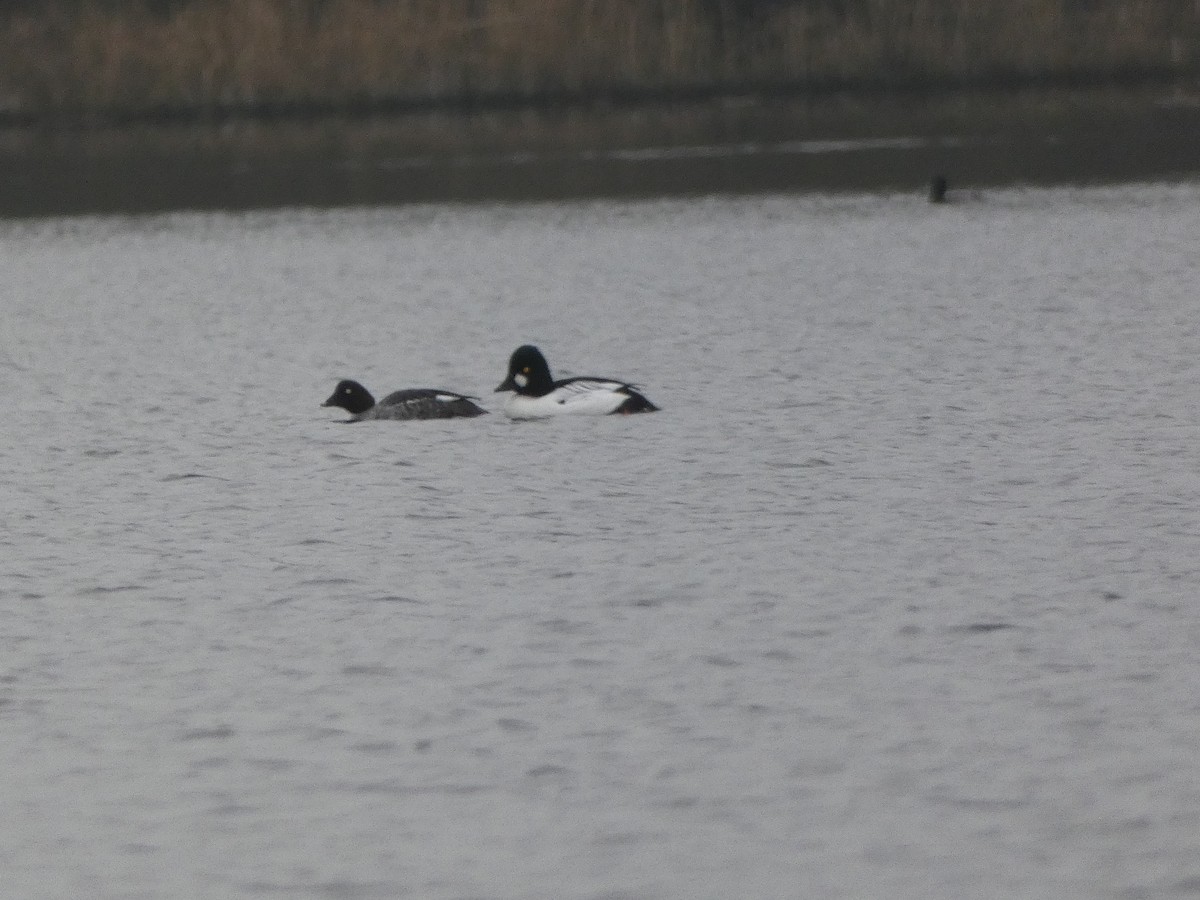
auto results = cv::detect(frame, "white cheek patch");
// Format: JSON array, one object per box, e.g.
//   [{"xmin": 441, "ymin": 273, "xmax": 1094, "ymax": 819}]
[{"xmin": 514, "ymin": 372, "xmax": 528, "ymax": 388}]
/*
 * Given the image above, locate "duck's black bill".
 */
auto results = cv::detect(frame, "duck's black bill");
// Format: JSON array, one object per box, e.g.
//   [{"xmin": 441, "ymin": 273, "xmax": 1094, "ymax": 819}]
[{"xmin": 495, "ymin": 376, "xmax": 517, "ymax": 392}]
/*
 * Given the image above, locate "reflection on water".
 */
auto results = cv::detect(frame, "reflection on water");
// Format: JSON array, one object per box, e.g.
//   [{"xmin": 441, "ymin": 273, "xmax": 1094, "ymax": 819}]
[{"xmin": 2, "ymin": 87, "xmax": 1199, "ymax": 216}]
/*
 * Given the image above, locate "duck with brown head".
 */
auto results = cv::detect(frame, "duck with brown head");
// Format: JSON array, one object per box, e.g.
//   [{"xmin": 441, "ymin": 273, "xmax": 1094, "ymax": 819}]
[{"xmin": 322, "ymin": 380, "xmax": 487, "ymax": 422}]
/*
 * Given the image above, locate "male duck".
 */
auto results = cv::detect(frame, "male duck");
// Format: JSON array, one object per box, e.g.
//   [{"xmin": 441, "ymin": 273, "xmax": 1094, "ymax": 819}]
[
  {"xmin": 494, "ymin": 345, "xmax": 659, "ymax": 419},
  {"xmin": 322, "ymin": 379, "xmax": 487, "ymax": 421}
]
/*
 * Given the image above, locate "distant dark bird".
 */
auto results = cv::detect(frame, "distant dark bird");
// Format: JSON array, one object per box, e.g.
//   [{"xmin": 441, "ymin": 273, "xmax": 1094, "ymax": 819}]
[
  {"xmin": 495, "ymin": 344, "xmax": 659, "ymax": 419},
  {"xmin": 929, "ymin": 174, "xmax": 948, "ymax": 203},
  {"xmin": 322, "ymin": 379, "xmax": 487, "ymax": 421}
]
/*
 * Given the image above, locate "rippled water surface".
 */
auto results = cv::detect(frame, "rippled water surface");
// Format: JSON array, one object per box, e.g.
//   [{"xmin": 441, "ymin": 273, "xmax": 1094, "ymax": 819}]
[{"xmin": 4, "ymin": 184, "xmax": 1200, "ymax": 899}]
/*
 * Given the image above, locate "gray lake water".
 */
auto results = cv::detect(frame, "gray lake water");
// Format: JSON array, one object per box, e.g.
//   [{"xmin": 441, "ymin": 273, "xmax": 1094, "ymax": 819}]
[{"xmin": 3, "ymin": 183, "xmax": 1200, "ymax": 899}]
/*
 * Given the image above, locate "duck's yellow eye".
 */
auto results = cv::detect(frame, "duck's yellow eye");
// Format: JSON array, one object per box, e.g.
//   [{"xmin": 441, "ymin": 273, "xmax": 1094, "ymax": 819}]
[{"xmin": 522, "ymin": 366, "xmax": 530, "ymax": 374}]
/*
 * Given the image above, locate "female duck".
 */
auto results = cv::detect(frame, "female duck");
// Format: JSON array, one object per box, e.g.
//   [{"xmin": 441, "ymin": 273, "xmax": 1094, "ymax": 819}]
[
  {"xmin": 495, "ymin": 345, "xmax": 659, "ymax": 419},
  {"xmin": 322, "ymin": 379, "xmax": 487, "ymax": 421}
]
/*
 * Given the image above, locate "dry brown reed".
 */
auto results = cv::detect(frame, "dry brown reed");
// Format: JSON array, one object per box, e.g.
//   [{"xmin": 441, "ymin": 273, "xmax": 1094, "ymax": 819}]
[{"xmin": 0, "ymin": 0, "xmax": 1196, "ymax": 121}]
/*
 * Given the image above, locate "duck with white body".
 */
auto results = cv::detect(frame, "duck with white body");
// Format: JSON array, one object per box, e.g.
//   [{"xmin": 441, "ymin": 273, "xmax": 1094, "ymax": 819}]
[{"xmin": 495, "ymin": 345, "xmax": 659, "ymax": 419}]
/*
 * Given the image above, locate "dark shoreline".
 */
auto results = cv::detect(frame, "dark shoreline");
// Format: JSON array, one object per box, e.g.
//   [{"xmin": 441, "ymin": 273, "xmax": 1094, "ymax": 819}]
[
  {"xmin": 3, "ymin": 85, "xmax": 1199, "ymax": 218},
  {"xmin": 1, "ymin": 69, "xmax": 1188, "ymax": 130}
]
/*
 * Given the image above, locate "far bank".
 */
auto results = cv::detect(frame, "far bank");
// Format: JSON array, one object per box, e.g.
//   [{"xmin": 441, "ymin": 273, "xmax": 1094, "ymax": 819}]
[
  {"xmin": 2, "ymin": 86, "xmax": 1199, "ymax": 217},
  {"xmin": 2, "ymin": 0, "xmax": 1197, "ymax": 126}
]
